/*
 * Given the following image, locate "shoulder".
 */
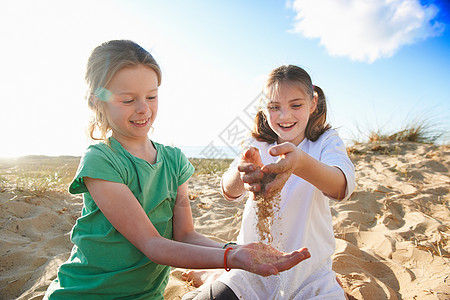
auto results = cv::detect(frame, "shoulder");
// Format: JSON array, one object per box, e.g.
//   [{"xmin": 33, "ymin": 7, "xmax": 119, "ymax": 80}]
[
  {"xmin": 302, "ymin": 129, "xmax": 347, "ymax": 158},
  {"xmin": 308, "ymin": 129, "xmax": 344, "ymax": 148},
  {"xmin": 154, "ymin": 142, "xmax": 194, "ymax": 184},
  {"xmin": 153, "ymin": 141, "xmax": 193, "ymax": 170},
  {"xmin": 82, "ymin": 142, "xmax": 115, "ymax": 164},
  {"xmin": 154, "ymin": 142, "xmax": 186, "ymax": 162},
  {"xmin": 80, "ymin": 140, "xmax": 126, "ymax": 168},
  {"xmin": 316, "ymin": 128, "xmax": 340, "ymax": 142},
  {"xmin": 69, "ymin": 141, "xmax": 128, "ymax": 194}
]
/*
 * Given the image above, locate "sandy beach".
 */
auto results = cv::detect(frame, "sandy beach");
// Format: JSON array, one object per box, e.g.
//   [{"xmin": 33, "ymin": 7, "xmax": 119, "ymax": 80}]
[{"xmin": 1, "ymin": 141, "xmax": 449, "ymax": 299}]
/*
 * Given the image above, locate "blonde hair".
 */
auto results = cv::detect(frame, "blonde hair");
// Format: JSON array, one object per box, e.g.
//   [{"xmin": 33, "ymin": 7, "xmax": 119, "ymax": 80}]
[
  {"xmin": 85, "ymin": 40, "xmax": 162, "ymax": 141},
  {"xmin": 251, "ymin": 65, "xmax": 331, "ymax": 143}
]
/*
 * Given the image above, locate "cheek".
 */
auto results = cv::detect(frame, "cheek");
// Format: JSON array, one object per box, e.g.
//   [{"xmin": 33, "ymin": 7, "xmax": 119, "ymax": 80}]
[
  {"xmin": 105, "ymin": 105, "xmax": 124, "ymax": 124},
  {"xmin": 296, "ymin": 109, "xmax": 310, "ymax": 120},
  {"xmin": 265, "ymin": 110, "xmax": 273, "ymax": 121},
  {"xmin": 266, "ymin": 112, "xmax": 278, "ymax": 129},
  {"xmin": 151, "ymin": 102, "xmax": 158, "ymax": 118}
]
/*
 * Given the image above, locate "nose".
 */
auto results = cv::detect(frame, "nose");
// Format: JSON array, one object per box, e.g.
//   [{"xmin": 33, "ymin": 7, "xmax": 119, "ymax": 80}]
[
  {"xmin": 135, "ymin": 98, "xmax": 148, "ymax": 114},
  {"xmin": 279, "ymin": 106, "xmax": 289, "ymax": 118}
]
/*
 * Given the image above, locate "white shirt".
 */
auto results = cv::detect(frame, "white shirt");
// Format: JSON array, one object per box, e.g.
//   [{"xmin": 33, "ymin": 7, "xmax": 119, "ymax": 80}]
[{"xmin": 218, "ymin": 129, "xmax": 356, "ymax": 299}]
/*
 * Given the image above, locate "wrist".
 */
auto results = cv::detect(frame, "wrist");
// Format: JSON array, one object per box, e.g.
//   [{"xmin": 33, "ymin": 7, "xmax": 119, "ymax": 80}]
[
  {"xmin": 223, "ymin": 242, "xmax": 237, "ymax": 249},
  {"xmin": 221, "ymin": 183, "xmax": 244, "ymax": 200},
  {"xmin": 224, "ymin": 247, "xmax": 234, "ymax": 271},
  {"xmin": 293, "ymin": 148, "xmax": 307, "ymax": 175}
]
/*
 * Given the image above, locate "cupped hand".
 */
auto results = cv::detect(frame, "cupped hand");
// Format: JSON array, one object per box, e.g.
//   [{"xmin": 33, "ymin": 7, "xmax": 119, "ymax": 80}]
[
  {"xmin": 237, "ymin": 147, "xmax": 264, "ymax": 193},
  {"xmin": 228, "ymin": 242, "xmax": 310, "ymax": 277},
  {"xmin": 261, "ymin": 142, "xmax": 303, "ymax": 195}
]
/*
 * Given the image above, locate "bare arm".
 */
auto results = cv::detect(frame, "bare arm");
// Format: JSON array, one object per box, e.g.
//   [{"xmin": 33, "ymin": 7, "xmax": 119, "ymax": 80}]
[
  {"xmin": 83, "ymin": 177, "xmax": 310, "ymax": 273},
  {"xmin": 222, "ymin": 166, "xmax": 246, "ymax": 200},
  {"xmin": 292, "ymin": 150, "xmax": 347, "ymax": 200},
  {"xmin": 222, "ymin": 147, "xmax": 264, "ymax": 199},
  {"xmin": 263, "ymin": 143, "xmax": 347, "ymax": 200}
]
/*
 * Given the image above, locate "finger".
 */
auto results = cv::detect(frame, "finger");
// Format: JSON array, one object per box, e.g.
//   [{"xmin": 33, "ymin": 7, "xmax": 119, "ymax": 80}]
[
  {"xmin": 251, "ymin": 263, "xmax": 279, "ymax": 277},
  {"xmin": 243, "ymin": 147, "xmax": 257, "ymax": 158},
  {"xmin": 268, "ymin": 142, "xmax": 295, "ymax": 157},
  {"xmin": 237, "ymin": 163, "xmax": 256, "ymax": 173},
  {"xmin": 243, "ymin": 147, "xmax": 263, "ymax": 166},
  {"xmin": 273, "ymin": 248, "xmax": 310, "ymax": 272},
  {"xmin": 262, "ymin": 160, "xmax": 289, "ymax": 174},
  {"xmin": 181, "ymin": 271, "xmax": 191, "ymax": 281},
  {"xmin": 241, "ymin": 169, "xmax": 264, "ymax": 184},
  {"xmin": 244, "ymin": 182, "xmax": 261, "ymax": 192},
  {"xmin": 264, "ymin": 174, "xmax": 289, "ymax": 195}
]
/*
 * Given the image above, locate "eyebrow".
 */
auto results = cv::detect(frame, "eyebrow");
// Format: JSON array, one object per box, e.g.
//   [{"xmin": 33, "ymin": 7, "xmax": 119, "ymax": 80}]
[
  {"xmin": 115, "ymin": 88, "xmax": 158, "ymax": 95},
  {"xmin": 269, "ymin": 98, "xmax": 306, "ymax": 103}
]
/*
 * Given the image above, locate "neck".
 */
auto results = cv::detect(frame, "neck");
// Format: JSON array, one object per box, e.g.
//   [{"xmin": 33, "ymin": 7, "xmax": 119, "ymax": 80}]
[{"xmin": 112, "ymin": 134, "xmax": 157, "ymax": 164}]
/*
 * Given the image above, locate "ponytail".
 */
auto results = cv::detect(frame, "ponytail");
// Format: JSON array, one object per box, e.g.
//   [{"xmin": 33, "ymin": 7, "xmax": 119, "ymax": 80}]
[{"xmin": 305, "ymin": 85, "xmax": 331, "ymax": 141}]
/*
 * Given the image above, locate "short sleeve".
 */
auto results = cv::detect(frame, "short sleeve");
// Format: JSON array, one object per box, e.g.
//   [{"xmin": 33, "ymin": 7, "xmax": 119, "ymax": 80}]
[
  {"xmin": 69, "ymin": 145, "xmax": 127, "ymax": 194},
  {"xmin": 319, "ymin": 131, "xmax": 356, "ymax": 201},
  {"xmin": 177, "ymin": 149, "xmax": 195, "ymax": 186}
]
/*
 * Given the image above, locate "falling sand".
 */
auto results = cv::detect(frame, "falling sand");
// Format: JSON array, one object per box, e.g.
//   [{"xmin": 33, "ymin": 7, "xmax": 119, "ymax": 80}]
[{"xmin": 253, "ymin": 172, "xmax": 282, "ymax": 244}]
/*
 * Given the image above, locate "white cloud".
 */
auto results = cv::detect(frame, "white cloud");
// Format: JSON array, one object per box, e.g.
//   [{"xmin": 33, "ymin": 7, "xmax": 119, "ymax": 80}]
[{"xmin": 289, "ymin": 0, "xmax": 445, "ymax": 63}]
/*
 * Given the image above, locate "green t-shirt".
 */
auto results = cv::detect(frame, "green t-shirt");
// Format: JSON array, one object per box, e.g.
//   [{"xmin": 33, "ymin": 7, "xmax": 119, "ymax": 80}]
[{"xmin": 45, "ymin": 138, "xmax": 194, "ymax": 299}]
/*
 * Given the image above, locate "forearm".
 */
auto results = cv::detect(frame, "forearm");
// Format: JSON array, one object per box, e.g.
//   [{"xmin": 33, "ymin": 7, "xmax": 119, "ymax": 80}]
[
  {"xmin": 222, "ymin": 167, "xmax": 245, "ymax": 200},
  {"xmin": 174, "ymin": 230, "xmax": 224, "ymax": 248},
  {"xmin": 141, "ymin": 234, "xmax": 311, "ymax": 276},
  {"xmin": 142, "ymin": 236, "xmax": 226, "ymax": 269},
  {"xmin": 294, "ymin": 152, "xmax": 347, "ymax": 200}
]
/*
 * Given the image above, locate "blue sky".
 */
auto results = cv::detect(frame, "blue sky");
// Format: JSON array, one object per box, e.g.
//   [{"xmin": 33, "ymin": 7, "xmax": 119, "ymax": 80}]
[{"xmin": 1, "ymin": 0, "xmax": 449, "ymax": 157}]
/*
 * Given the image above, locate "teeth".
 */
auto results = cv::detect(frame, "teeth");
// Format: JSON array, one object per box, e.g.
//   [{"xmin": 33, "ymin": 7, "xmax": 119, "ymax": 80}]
[
  {"xmin": 279, "ymin": 122, "xmax": 295, "ymax": 128},
  {"xmin": 133, "ymin": 119, "xmax": 147, "ymax": 124}
]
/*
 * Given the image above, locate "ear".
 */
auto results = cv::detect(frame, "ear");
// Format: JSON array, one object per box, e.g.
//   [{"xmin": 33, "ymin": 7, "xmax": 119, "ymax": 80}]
[
  {"xmin": 88, "ymin": 94, "xmax": 96, "ymax": 106},
  {"xmin": 310, "ymin": 92, "xmax": 318, "ymax": 114}
]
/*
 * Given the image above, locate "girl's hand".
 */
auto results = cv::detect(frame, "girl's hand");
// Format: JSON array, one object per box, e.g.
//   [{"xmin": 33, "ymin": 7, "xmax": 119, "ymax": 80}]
[
  {"xmin": 237, "ymin": 147, "xmax": 264, "ymax": 193},
  {"xmin": 228, "ymin": 243, "xmax": 310, "ymax": 276},
  {"xmin": 261, "ymin": 142, "xmax": 303, "ymax": 195}
]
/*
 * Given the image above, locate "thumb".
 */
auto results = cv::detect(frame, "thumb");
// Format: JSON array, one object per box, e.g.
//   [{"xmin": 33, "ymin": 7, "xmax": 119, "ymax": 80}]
[
  {"xmin": 244, "ymin": 147, "xmax": 263, "ymax": 166},
  {"xmin": 269, "ymin": 143, "xmax": 295, "ymax": 157}
]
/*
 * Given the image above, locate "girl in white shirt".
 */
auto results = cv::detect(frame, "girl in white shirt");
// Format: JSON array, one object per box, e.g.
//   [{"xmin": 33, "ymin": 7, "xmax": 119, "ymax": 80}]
[{"xmin": 183, "ymin": 65, "xmax": 355, "ymax": 299}]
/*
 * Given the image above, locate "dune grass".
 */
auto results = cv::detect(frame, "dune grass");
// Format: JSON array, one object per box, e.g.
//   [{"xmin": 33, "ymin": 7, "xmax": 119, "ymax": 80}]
[
  {"xmin": 353, "ymin": 110, "xmax": 449, "ymax": 145},
  {"xmin": 189, "ymin": 158, "xmax": 232, "ymax": 176},
  {"xmin": 0, "ymin": 156, "xmax": 232, "ymax": 201},
  {"xmin": 0, "ymin": 156, "xmax": 80, "ymax": 198},
  {"xmin": 368, "ymin": 118, "xmax": 446, "ymax": 144}
]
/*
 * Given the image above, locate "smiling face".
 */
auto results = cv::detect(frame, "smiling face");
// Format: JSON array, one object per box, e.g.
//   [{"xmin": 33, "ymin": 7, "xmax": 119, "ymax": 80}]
[
  {"xmin": 264, "ymin": 81, "xmax": 317, "ymax": 146},
  {"xmin": 105, "ymin": 64, "xmax": 159, "ymax": 143}
]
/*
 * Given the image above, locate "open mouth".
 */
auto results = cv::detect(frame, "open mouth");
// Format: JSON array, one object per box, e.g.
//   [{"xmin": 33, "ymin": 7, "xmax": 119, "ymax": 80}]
[
  {"xmin": 278, "ymin": 122, "xmax": 296, "ymax": 129},
  {"xmin": 130, "ymin": 118, "xmax": 149, "ymax": 126}
]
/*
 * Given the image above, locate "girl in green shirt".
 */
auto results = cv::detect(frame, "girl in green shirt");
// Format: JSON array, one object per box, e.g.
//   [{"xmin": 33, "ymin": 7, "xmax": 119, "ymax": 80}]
[{"xmin": 44, "ymin": 40, "xmax": 310, "ymax": 299}]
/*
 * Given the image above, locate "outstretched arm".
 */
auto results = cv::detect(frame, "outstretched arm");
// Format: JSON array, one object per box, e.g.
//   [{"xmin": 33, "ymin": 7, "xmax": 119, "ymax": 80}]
[
  {"xmin": 84, "ymin": 177, "xmax": 310, "ymax": 275},
  {"xmin": 263, "ymin": 143, "xmax": 347, "ymax": 200}
]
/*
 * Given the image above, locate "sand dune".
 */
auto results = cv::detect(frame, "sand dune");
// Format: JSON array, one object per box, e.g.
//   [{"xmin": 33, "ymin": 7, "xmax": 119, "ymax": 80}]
[{"xmin": 0, "ymin": 141, "xmax": 448, "ymax": 299}]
